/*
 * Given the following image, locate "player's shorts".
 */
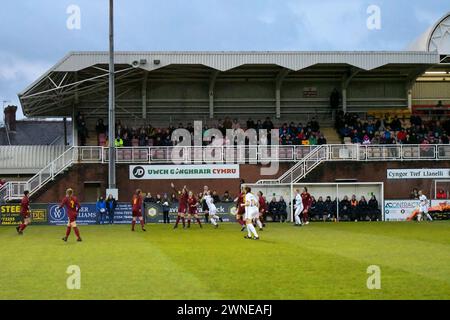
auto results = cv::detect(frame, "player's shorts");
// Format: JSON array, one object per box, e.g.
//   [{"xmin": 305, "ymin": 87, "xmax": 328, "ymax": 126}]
[
  {"xmin": 209, "ymin": 206, "xmax": 217, "ymax": 216},
  {"xmin": 419, "ymin": 206, "xmax": 428, "ymax": 214},
  {"xmin": 20, "ymin": 212, "xmax": 31, "ymax": 220},
  {"xmin": 236, "ymin": 206, "xmax": 244, "ymax": 216},
  {"xmin": 177, "ymin": 206, "xmax": 187, "ymax": 214},
  {"xmin": 188, "ymin": 208, "xmax": 197, "ymax": 215},
  {"xmin": 244, "ymin": 207, "xmax": 259, "ymax": 220},
  {"xmin": 132, "ymin": 210, "xmax": 142, "ymax": 217},
  {"xmin": 68, "ymin": 212, "xmax": 78, "ymax": 223}
]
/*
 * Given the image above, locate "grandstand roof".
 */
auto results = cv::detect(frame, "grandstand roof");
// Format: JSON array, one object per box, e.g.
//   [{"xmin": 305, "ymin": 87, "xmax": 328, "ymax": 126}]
[{"xmin": 19, "ymin": 51, "xmax": 440, "ymax": 118}]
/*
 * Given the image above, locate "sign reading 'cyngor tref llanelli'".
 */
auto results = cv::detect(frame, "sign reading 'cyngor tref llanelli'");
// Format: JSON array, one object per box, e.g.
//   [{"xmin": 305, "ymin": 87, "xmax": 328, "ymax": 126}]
[
  {"xmin": 387, "ymin": 168, "xmax": 450, "ymax": 179},
  {"xmin": 130, "ymin": 165, "xmax": 240, "ymax": 180}
]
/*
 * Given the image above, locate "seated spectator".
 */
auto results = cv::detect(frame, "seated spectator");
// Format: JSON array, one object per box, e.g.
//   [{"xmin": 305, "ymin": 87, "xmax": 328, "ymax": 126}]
[
  {"xmin": 0, "ymin": 179, "xmax": 5, "ymax": 188},
  {"xmin": 323, "ymin": 196, "xmax": 333, "ymax": 221},
  {"xmin": 278, "ymin": 196, "xmax": 288, "ymax": 222},
  {"xmin": 436, "ymin": 189, "xmax": 447, "ymax": 200},
  {"xmin": 268, "ymin": 197, "xmax": 279, "ymax": 221},
  {"xmin": 171, "ymin": 193, "xmax": 178, "ymax": 203},
  {"xmin": 317, "ymin": 134, "xmax": 327, "ymax": 145},
  {"xmin": 358, "ymin": 196, "xmax": 369, "ymax": 221},
  {"xmin": 222, "ymin": 191, "xmax": 233, "ymax": 202},
  {"xmin": 314, "ymin": 196, "xmax": 326, "ymax": 221},
  {"xmin": 368, "ymin": 195, "xmax": 381, "ymax": 221},
  {"xmin": 339, "ymin": 196, "xmax": 352, "ymax": 221},
  {"xmin": 350, "ymin": 195, "xmax": 358, "ymax": 221},
  {"xmin": 309, "ymin": 196, "xmax": 317, "ymax": 220}
]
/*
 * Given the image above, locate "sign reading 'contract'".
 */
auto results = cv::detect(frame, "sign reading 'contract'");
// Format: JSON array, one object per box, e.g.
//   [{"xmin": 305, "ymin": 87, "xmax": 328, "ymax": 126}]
[{"xmin": 130, "ymin": 164, "xmax": 240, "ymax": 180}]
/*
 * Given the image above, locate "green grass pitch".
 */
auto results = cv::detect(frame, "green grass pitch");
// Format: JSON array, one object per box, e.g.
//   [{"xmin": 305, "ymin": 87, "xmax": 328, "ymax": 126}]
[{"xmin": 1, "ymin": 222, "xmax": 449, "ymax": 300}]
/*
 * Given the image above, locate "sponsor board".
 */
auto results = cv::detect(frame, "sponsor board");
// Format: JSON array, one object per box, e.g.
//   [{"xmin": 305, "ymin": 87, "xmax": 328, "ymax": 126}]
[
  {"xmin": 130, "ymin": 164, "xmax": 239, "ymax": 180},
  {"xmin": 48, "ymin": 203, "xmax": 135, "ymax": 225},
  {"xmin": 0, "ymin": 204, "xmax": 48, "ymax": 225},
  {"xmin": 387, "ymin": 168, "xmax": 450, "ymax": 179},
  {"xmin": 384, "ymin": 200, "xmax": 420, "ymax": 221}
]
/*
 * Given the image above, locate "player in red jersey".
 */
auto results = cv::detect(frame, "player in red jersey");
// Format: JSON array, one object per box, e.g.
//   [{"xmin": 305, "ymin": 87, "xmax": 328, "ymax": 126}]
[
  {"xmin": 59, "ymin": 188, "xmax": 82, "ymax": 242},
  {"xmin": 256, "ymin": 191, "xmax": 267, "ymax": 231},
  {"xmin": 235, "ymin": 188, "xmax": 246, "ymax": 232},
  {"xmin": 186, "ymin": 191, "xmax": 202, "ymax": 228},
  {"xmin": 301, "ymin": 187, "xmax": 312, "ymax": 225},
  {"xmin": 171, "ymin": 182, "xmax": 188, "ymax": 229},
  {"xmin": 16, "ymin": 190, "xmax": 31, "ymax": 235},
  {"xmin": 131, "ymin": 189, "xmax": 146, "ymax": 232}
]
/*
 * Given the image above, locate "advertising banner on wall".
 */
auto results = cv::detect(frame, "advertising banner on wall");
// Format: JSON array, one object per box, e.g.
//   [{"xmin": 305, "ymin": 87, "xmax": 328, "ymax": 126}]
[
  {"xmin": 130, "ymin": 164, "xmax": 240, "ymax": 180},
  {"xmin": 387, "ymin": 168, "xmax": 450, "ymax": 179},
  {"xmin": 48, "ymin": 203, "xmax": 135, "ymax": 225},
  {"xmin": 384, "ymin": 200, "xmax": 420, "ymax": 221},
  {"xmin": 144, "ymin": 202, "xmax": 238, "ymax": 223},
  {"xmin": 0, "ymin": 204, "xmax": 48, "ymax": 225}
]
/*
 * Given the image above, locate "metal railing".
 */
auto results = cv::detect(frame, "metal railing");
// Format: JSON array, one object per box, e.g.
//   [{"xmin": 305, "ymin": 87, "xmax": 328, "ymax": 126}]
[{"xmin": 2, "ymin": 144, "xmax": 450, "ymax": 201}]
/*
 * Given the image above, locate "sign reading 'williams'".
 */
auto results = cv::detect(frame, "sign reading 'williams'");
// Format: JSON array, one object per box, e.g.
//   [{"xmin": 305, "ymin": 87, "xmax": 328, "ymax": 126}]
[{"xmin": 130, "ymin": 164, "xmax": 240, "ymax": 180}]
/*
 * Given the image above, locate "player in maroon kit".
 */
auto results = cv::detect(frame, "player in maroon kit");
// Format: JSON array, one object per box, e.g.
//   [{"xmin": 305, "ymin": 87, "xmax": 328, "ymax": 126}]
[
  {"xmin": 257, "ymin": 191, "xmax": 267, "ymax": 231},
  {"xmin": 16, "ymin": 190, "xmax": 31, "ymax": 235},
  {"xmin": 131, "ymin": 189, "xmax": 146, "ymax": 232},
  {"xmin": 171, "ymin": 182, "xmax": 188, "ymax": 229},
  {"xmin": 301, "ymin": 187, "xmax": 312, "ymax": 225},
  {"xmin": 186, "ymin": 191, "xmax": 202, "ymax": 228},
  {"xmin": 235, "ymin": 188, "xmax": 246, "ymax": 232},
  {"xmin": 59, "ymin": 188, "xmax": 82, "ymax": 242}
]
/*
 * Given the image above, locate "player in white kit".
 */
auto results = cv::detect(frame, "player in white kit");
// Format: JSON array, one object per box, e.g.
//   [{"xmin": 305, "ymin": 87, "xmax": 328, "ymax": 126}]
[
  {"xmin": 417, "ymin": 190, "xmax": 433, "ymax": 222},
  {"xmin": 243, "ymin": 186, "xmax": 260, "ymax": 240},
  {"xmin": 205, "ymin": 190, "xmax": 220, "ymax": 228},
  {"xmin": 294, "ymin": 189, "xmax": 304, "ymax": 226}
]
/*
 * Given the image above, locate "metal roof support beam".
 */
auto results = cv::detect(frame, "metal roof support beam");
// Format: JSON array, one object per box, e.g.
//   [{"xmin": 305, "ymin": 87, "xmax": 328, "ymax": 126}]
[
  {"xmin": 275, "ymin": 68, "xmax": 290, "ymax": 119},
  {"xmin": 405, "ymin": 66, "xmax": 431, "ymax": 111},
  {"xmin": 341, "ymin": 68, "xmax": 360, "ymax": 114},
  {"xmin": 142, "ymin": 72, "xmax": 148, "ymax": 119},
  {"xmin": 209, "ymin": 71, "xmax": 219, "ymax": 119}
]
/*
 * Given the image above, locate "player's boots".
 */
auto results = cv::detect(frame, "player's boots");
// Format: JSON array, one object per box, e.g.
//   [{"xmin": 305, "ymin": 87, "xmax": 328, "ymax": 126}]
[
  {"xmin": 142, "ymin": 228, "xmax": 147, "ymax": 232},
  {"xmin": 16, "ymin": 226, "xmax": 20, "ymax": 234},
  {"xmin": 62, "ymin": 236, "xmax": 68, "ymax": 242},
  {"xmin": 77, "ymin": 238, "xmax": 82, "ymax": 242},
  {"xmin": 244, "ymin": 235, "xmax": 252, "ymax": 240},
  {"xmin": 253, "ymin": 236, "xmax": 260, "ymax": 240}
]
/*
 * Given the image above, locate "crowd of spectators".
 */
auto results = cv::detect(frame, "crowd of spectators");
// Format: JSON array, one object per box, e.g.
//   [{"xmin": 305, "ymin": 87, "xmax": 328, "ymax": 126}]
[
  {"xmin": 335, "ymin": 112, "xmax": 450, "ymax": 145},
  {"xmin": 92, "ymin": 115, "xmax": 327, "ymax": 147}
]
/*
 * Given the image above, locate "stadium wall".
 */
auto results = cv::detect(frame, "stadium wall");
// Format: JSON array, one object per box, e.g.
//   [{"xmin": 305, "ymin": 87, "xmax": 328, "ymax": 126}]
[{"xmin": 30, "ymin": 161, "xmax": 450, "ymax": 203}]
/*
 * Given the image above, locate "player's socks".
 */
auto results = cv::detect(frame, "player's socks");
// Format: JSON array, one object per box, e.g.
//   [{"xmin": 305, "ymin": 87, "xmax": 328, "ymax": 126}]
[
  {"xmin": 248, "ymin": 223, "xmax": 259, "ymax": 238},
  {"xmin": 131, "ymin": 220, "xmax": 136, "ymax": 231},
  {"xmin": 187, "ymin": 219, "xmax": 191, "ymax": 227},
  {"xmin": 21, "ymin": 224, "xmax": 27, "ymax": 231},
  {"xmin": 174, "ymin": 216, "xmax": 180, "ymax": 228},
  {"xmin": 140, "ymin": 219, "xmax": 145, "ymax": 230},
  {"xmin": 426, "ymin": 213, "xmax": 433, "ymax": 221},
  {"xmin": 256, "ymin": 219, "xmax": 263, "ymax": 230},
  {"xmin": 196, "ymin": 218, "xmax": 202, "ymax": 227},
  {"xmin": 294, "ymin": 214, "xmax": 302, "ymax": 225},
  {"xmin": 73, "ymin": 227, "xmax": 81, "ymax": 239},
  {"xmin": 66, "ymin": 226, "xmax": 71, "ymax": 237},
  {"xmin": 246, "ymin": 224, "xmax": 252, "ymax": 238},
  {"xmin": 181, "ymin": 217, "xmax": 186, "ymax": 228},
  {"xmin": 210, "ymin": 217, "xmax": 217, "ymax": 226}
]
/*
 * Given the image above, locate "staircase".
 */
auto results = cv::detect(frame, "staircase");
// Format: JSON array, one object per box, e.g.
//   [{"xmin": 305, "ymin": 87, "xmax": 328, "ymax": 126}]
[
  {"xmin": 321, "ymin": 127, "xmax": 341, "ymax": 144},
  {"xmin": 256, "ymin": 145, "xmax": 329, "ymax": 185},
  {"xmin": 0, "ymin": 147, "xmax": 77, "ymax": 202}
]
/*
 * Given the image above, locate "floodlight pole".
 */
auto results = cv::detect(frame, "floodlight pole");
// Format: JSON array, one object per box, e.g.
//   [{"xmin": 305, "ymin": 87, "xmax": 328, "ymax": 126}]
[{"xmin": 108, "ymin": 0, "xmax": 116, "ymax": 189}]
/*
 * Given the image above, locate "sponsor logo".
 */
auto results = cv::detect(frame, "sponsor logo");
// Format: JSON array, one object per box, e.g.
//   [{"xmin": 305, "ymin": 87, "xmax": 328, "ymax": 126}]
[
  {"xmin": 49, "ymin": 205, "xmax": 66, "ymax": 221},
  {"xmin": 132, "ymin": 166, "xmax": 145, "ymax": 179}
]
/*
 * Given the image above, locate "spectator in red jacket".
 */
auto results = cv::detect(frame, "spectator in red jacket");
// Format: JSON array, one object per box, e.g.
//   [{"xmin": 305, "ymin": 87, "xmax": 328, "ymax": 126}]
[{"xmin": 436, "ymin": 189, "xmax": 447, "ymax": 199}]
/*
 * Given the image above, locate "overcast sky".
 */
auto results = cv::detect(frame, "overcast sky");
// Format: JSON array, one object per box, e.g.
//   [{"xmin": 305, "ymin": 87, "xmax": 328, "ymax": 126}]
[{"xmin": 0, "ymin": 0, "xmax": 449, "ymax": 119}]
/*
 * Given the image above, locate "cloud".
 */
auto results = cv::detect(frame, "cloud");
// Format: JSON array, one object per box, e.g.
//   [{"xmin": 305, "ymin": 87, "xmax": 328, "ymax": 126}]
[{"xmin": 0, "ymin": 52, "xmax": 50, "ymax": 83}]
